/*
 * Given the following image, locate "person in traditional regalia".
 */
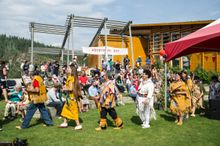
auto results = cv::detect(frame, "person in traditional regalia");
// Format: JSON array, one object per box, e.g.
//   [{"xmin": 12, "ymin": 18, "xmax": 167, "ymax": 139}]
[
  {"xmin": 191, "ymin": 78, "xmax": 205, "ymax": 117},
  {"xmin": 181, "ymin": 71, "xmax": 193, "ymax": 119},
  {"xmin": 136, "ymin": 69, "xmax": 155, "ymax": 128},
  {"xmin": 95, "ymin": 74, "xmax": 123, "ymax": 131},
  {"xmin": 59, "ymin": 64, "xmax": 82, "ymax": 130},
  {"xmin": 16, "ymin": 71, "xmax": 53, "ymax": 129},
  {"xmin": 170, "ymin": 73, "xmax": 189, "ymax": 126}
]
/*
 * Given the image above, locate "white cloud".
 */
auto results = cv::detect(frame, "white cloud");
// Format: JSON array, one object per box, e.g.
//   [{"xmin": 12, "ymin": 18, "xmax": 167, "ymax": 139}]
[
  {"xmin": 0, "ymin": 0, "xmax": 116, "ymax": 50},
  {"xmin": 0, "ymin": 0, "xmax": 218, "ymax": 52}
]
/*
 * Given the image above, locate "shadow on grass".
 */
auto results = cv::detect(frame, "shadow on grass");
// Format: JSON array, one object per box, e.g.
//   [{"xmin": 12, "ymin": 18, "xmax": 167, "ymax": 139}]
[
  {"xmin": 106, "ymin": 118, "xmax": 115, "ymax": 127},
  {"xmin": 159, "ymin": 112, "xmax": 176, "ymax": 122},
  {"xmin": 130, "ymin": 116, "xmax": 142, "ymax": 125},
  {"xmin": 28, "ymin": 118, "xmax": 44, "ymax": 128},
  {"xmin": 2, "ymin": 117, "xmax": 17, "ymax": 126},
  {"xmin": 68, "ymin": 117, "xmax": 84, "ymax": 127},
  {"xmin": 94, "ymin": 118, "xmax": 115, "ymax": 127}
]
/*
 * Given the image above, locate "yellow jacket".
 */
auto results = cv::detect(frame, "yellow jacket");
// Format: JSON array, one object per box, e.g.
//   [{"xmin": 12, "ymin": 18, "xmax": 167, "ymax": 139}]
[{"xmin": 30, "ymin": 75, "xmax": 47, "ymax": 104}]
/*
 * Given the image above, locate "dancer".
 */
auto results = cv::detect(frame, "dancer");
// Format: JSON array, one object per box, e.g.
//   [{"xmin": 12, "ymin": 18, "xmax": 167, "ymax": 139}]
[
  {"xmin": 59, "ymin": 64, "xmax": 82, "ymax": 130},
  {"xmin": 136, "ymin": 69, "xmax": 155, "ymax": 128},
  {"xmin": 181, "ymin": 71, "xmax": 193, "ymax": 119},
  {"xmin": 16, "ymin": 71, "xmax": 53, "ymax": 129},
  {"xmin": 191, "ymin": 79, "xmax": 205, "ymax": 117},
  {"xmin": 170, "ymin": 73, "xmax": 188, "ymax": 126},
  {"xmin": 96, "ymin": 74, "xmax": 123, "ymax": 131}
]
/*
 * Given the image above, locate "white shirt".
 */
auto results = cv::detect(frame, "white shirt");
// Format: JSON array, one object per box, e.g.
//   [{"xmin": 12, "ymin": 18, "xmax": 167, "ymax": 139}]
[
  {"xmin": 138, "ymin": 78, "xmax": 154, "ymax": 100},
  {"xmin": 138, "ymin": 68, "xmax": 144, "ymax": 75},
  {"xmin": 46, "ymin": 88, "xmax": 60, "ymax": 105}
]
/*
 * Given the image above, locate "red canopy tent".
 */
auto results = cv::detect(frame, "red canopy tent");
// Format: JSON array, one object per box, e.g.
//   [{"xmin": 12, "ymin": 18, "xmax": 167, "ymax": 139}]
[{"xmin": 165, "ymin": 19, "xmax": 220, "ymax": 62}]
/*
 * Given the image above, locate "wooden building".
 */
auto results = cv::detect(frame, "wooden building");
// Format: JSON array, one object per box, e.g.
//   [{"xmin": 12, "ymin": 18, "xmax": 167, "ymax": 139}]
[{"xmin": 88, "ymin": 20, "xmax": 220, "ymax": 72}]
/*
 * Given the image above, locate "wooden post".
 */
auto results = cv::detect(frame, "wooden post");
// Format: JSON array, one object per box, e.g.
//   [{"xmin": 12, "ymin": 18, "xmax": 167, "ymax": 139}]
[
  {"xmin": 180, "ymin": 57, "xmax": 183, "ymax": 70},
  {"xmin": 218, "ymin": 52, "xmax": 220, "ymax": 72},
  {"xmin": 201, "ymin": 52, "xmax": 204, "ymax": 69}
]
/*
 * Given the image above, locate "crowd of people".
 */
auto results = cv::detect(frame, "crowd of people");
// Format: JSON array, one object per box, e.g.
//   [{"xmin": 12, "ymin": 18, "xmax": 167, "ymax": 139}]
[{"xmin": 0, "ymin": 56, "xmax": 220, "ymax": 131}]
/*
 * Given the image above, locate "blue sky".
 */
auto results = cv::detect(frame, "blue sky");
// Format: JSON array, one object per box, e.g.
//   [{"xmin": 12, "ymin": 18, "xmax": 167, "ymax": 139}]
[{"xmin": 0, "ymin": 0, "xmax": 219, "ymax": 49}]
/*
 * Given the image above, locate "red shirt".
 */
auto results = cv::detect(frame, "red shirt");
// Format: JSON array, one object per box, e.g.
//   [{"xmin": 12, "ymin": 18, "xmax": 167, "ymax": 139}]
[
  {"xmin": 33, "ymin": 79, "xmax": 40, "ymax": 88},
  {"xmin": 79, "ymin": 76, "xmax": 88, "ymax": 85},
  {"xmin": 133, "ymin": 80, "xmax": 139, "ymax": 91}
]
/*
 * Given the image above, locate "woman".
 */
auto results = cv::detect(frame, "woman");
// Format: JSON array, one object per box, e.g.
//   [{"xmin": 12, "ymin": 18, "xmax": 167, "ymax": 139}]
[
  {"xmin": 59, "ymin": 64, "xmax": 82, "ymax": 130},
  {"xmin": 170, "ymin": 73, "xmax": 188, "ymax": 126},
  {"xmin": 191, "ymin": 79, "xmax": 205, "ymax": 117},
  {"xmin": 151, "ymin": 65, "xmax": 158, "ymax": 83},
  {"xmin": 181, "ymin": 71, "xmax": 193, "ymax": 119},
  {"xmin": 136, "ymin": 70, "xmax": 155, "ymax": 128}
]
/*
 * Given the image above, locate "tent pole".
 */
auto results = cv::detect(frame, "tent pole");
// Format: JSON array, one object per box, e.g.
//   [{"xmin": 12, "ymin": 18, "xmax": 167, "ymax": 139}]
[{"xmin": 164, "ymin": 62, "xmax": 168, "ymax": 111}]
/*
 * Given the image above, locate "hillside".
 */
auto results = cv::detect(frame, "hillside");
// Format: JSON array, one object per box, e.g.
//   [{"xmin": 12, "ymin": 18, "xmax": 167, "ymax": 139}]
[
  {"xmin": 0, "ymin": 34, "xmax": 61, "ymax": 78},
  {"xmin": 0, "ymin": 34, "xmax": 87, "ymax": 78}
]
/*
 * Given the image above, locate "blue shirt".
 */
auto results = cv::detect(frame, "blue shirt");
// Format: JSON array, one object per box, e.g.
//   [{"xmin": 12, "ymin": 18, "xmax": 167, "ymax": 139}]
[
  {"xmin": 88, "ymin": 85, "xmax": 98, "ymax": 97},
  {"xmin": 129, "ymin": 85, "xmax": 137, "ymax": 95},
  {"xmin": 9, "ymin": 89, "xmax": 22, "ymax": 102}
]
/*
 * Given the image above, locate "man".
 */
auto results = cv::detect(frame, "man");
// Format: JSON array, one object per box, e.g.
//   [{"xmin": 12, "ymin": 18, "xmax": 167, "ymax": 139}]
[
  {"xmin": 108, "ymin": 59, "xmax": 113, "ymax": 71},
  {"xmin": 46, "ymin": 85, "xmax": 63, "ymax": 117},
  {"xmin": 52, "ymin": 61, "xmax": 59, "ymax": 76},
  {"xmin": 16, "ymin": 71, "xmax": 53, "ymax": 129},
  {"xmin": 88, "ymin": 80, "xmax": 100, "ymax": 111},
  {"xmin": 101, "ymin": 60, "xmax": 107, "ymax": 71},
  {"xmin": 136, "ymin": 69, "xmax": 154, "ymax": 128},
  {"xmin": 0, "ymin": 61, "xmax": 9, "ymax": 129},
  {"xmin": 96, "ymin": 74, "xmax": 123, "ymax": 131},
  {"xmin": 128, "ymin": 83, "xmax": 137, "ymax": 101},
  {"xmin": 136, "ymin": 56, "xmax": 142, "ymax": 67},
  {"xmin": 45, "ymin": 74, "xmax": 54, "ymax": 91},
  {"xmin": 22, "ymin": 61, "xmax": 29, "ymax": 75},
  {"xmin": 79, "ymin": 71, "xmax": 88, "ymax": 86},
  {"xmin": 0, "ymin": 61, "xmax": 8, "ymax": 102},
  {"xmin": 114, "ymin": 61, "xmax": 121, "ymax": 74},
  {"xmin": 138, "ymin": 66, "xmax": 144, "ymax": 75},
  {"xmin": 79, "ymin": 70, "xmax": 89, "ymax": 91},
  {"xmin": 123, "ymin": 55, "xmax": 130, "ymax": 70},
  {"xmin": 73, "ymin": 56, "xmax": 77, "ymax": 64}
]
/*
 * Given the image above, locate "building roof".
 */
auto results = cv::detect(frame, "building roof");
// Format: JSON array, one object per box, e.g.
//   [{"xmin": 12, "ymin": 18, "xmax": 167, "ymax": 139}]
[{"xmin": 131, "ymin": 20, "xmax": 214, "ymax": 28}]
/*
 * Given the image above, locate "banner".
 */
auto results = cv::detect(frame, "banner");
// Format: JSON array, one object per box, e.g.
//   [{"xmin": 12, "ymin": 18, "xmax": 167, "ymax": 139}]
[{"xmin": 82, "ymin": 46, "xmax": 128, "ymax": 55}]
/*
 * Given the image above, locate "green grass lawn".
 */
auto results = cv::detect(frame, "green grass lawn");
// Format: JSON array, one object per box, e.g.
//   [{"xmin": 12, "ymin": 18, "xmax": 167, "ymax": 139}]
[{"xmin": 0, "ymin": 101, "xmax": 220, "ymax": 146}]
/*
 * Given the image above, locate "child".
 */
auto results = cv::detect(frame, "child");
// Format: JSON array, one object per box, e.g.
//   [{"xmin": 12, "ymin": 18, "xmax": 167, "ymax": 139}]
[
  {"xmin": 17, "ymin": 89, "xmax": 30, "ymax": 122},
  {"xmin": 4, "ymin": 85, "xmax": 23, "ymax": 120}
]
